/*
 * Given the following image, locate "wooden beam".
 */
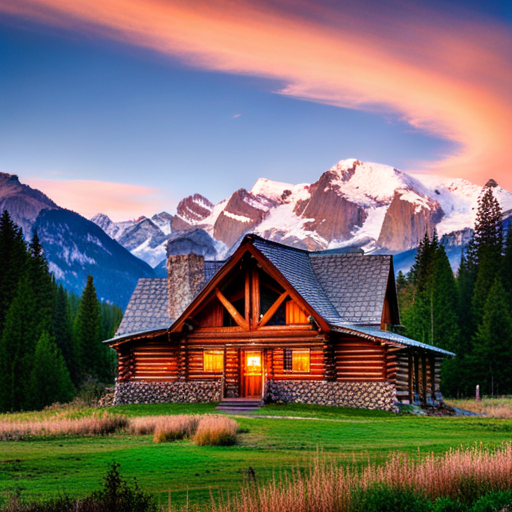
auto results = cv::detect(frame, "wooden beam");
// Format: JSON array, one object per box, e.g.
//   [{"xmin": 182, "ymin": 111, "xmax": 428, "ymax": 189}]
[
  {"xmin": 251, "ymin": 267, "xmax": 260, "ymax": 330},
  {"xmin": 245, "ymin": 269, "xmax": 250, "ymax": 325},
  {"xmin": 215, "ymin": 288, "xmax": 249, "ymax": 330},
  {"xmin": 258, "ymin": 291, "xmax": 289, "ymax": 328}
]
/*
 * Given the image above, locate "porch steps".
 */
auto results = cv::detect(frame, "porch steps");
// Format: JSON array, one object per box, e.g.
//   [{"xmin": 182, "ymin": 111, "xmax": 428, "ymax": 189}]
[{"xmin": 216, "ymin": 398, "xmax": 262, "ymax": 412}]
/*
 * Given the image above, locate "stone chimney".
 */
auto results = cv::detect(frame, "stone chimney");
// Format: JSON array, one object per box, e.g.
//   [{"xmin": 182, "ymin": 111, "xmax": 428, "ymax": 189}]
[{"xmin": 167, "ymin": 253, "xmax": 205, "ymax": 320}]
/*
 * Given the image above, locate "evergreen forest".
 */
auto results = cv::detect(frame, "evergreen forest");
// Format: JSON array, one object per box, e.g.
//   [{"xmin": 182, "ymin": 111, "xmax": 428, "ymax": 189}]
[
  {"xmin": 0, "ymin": 210, "xmax": 122, "ymax": 412},
  {"xmin": 398, "ymin": 180, "xmax": 512, "ymax": 397}
]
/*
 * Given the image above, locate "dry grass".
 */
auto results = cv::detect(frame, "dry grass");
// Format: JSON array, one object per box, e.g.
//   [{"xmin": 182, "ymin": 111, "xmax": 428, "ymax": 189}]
[
  {"xmin": 447, "ymin": 397, "xmax": 512, "ymax": 418},
  {"xmin": 211, "ymin": 444, "xmax": 512, "ymax": 512},
  {"xmin": 131, "ymin": 415, "xmax": 200, "ymax": 443},
  {"xmin": 0, "ymin": 412, "xmax": 128, "ymax": 440},
  {"xmin": 131, "ymin": 414, "xmax": 239, "ymax": 445},
  {"xmin": 193, "ymin": 415, "xmax": 239, "ymax": 446}
]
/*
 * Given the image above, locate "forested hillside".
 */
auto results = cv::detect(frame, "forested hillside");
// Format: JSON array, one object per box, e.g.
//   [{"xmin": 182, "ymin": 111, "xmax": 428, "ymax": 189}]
[
  {"xmin": 0, "ymin": 211, "xmax": 122, "ymax": 412},
  {"xmin": 398, "ymin": 180, "xmax": 512, "ymax": 397}
]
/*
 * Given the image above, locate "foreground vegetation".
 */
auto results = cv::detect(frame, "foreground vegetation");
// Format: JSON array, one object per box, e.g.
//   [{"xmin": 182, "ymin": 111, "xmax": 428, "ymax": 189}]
[{"xmin": 2, "ymin": 402, "xmax": 512, "ymax": 510}]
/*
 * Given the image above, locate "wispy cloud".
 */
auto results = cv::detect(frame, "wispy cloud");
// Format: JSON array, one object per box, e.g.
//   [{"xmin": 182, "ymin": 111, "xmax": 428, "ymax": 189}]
[
  {"xmin": 3, "ymin": 0, "xmax": 512, "ymax": 188},
  {"xmin": 27, "ymin": 178, "xmax": 167, "ymax": 221}
]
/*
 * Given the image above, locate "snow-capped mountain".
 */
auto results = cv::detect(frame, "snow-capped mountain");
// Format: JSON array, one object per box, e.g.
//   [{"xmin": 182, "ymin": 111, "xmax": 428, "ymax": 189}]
[{"xmin": 93, "ymin": 159, "xmax": 512, "ymax": 269}]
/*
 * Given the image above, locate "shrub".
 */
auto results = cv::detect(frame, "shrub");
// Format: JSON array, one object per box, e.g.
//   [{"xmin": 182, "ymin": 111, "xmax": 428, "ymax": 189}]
[
  {"xmin": 469, "ymin": 491, "xmax": 512, "ymax": 512},
  {"xmin": 193, "ymin": 415, "xmax": 239, "ymax": 446},
  {"xmin": 355, "ymin": 485, "xmax": 433, "ymax": 512},
  {"xmin": 0, "ymin": 463, "xmax": 157, "ymax": 512}
]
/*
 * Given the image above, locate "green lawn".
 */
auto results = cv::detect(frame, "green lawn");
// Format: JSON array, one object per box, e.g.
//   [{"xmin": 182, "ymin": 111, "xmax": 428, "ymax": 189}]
[{"xmin": 1, "ymin": 403, "xmax": 512, "ymax": 509}]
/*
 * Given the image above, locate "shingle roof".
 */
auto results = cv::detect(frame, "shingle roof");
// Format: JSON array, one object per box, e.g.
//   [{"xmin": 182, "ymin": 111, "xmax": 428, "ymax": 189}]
[
  {"xmin": 114, "ymin": 261, "xmax": 224, "ymax": 339},
  {"xmin": 310, "ymin": 253, "xmax": 391, "ymax": 324},
  {"xmin": 252, "ymin": 238, "xmax": 342, "ymax": 323},
  {"xmin": 115, "ymin": 278, "xmax": 171, "ymax": 337},
  {"xmin": 330, "ymin": 323, "xmax": 455, "ymax": 357},
  {"xmin": 110, "ymin": 235, "xmax": 454, "ymax": 357}
]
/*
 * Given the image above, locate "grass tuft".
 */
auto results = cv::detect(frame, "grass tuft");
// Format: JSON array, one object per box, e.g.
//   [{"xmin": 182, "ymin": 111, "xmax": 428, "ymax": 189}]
[{"xmin": 193, "ymin": 415, "xmax": 239, "ymax": 446}]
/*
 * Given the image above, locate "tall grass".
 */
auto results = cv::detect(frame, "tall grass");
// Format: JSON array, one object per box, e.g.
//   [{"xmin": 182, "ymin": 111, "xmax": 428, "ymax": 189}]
[
  {"xmin": 0, "ymin": 410, "xmax": 238, "ymax": 445},
  {"xmin": 0, "ymin": 412, "xmax": 128, "ymax": 440},
  {"xmin": 447, "ymin": 397, "xmax": 512, "ymax": 418},
  {"xmin": 211, "ymin": 444, "xmax": 512, "ymax": 512},
  {"xmin": 193, "ymin": 415, "xmax": 238, "ymax": 446},
  {"xmin": 129, "ymin": 414, "xmax": 239, "ymax": 445}
]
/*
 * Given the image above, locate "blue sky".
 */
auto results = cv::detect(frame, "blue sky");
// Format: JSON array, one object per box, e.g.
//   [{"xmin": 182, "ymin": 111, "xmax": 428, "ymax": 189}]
[{"xmin": 1, "ymin": 0, "xmax": 511, "ymax": 219}]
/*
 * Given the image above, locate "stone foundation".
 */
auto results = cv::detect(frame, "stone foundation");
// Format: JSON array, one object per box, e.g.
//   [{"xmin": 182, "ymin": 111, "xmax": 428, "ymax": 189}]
[
  {"xmin": 114, "ymin": 381, "xmax": 221, "ymax": 405},
  {"xmin": 267, "ymin": 380, "xmax": 398, "ymax": 412}
]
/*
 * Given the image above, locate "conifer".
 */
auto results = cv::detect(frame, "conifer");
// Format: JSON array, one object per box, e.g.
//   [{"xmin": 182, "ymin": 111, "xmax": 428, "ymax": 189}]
[
  {"xmin": 0, "ymin": 210, "xmax": 27, "ymax": 334},
  {"xmin": 472, "ymin": 278, "xmax": 512, "ymax": 395},
  {"xmin": 28, "ymin": 331, "xmax": 74, "ymax": 410}
]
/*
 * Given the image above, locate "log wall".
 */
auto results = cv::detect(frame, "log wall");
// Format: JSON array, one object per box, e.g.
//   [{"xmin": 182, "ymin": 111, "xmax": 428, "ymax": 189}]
[{"xmin": 334, "ymin": 337, "xmax": 386, "ymax": 382}]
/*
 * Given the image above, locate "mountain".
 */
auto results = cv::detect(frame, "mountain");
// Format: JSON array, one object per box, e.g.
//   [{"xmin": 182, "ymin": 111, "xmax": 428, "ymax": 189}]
[
  {"xmin": 0, "ymin": 173, "xmax": 58, "ymax": 236},
  {"xmin": 0, "ymin": 173, "xmax": 155, "ymax": 308},
  {"xmin": 94, "ymin": 159, "xmax": 512, "ymax": 267}
]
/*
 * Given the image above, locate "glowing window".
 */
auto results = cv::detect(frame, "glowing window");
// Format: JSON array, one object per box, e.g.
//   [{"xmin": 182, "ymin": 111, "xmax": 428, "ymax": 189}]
[
  {"xmin": 204, "ymin": 350, "xmax": 224, "ymax": 372},
  {"xmin": 284, "ymin": 349, "xmax": 310, "ymax": 373}
]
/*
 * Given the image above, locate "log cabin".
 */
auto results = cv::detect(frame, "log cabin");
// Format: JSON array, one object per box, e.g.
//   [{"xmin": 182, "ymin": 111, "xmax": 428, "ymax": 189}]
[{"xmin": 104, "ymin": 234, "xmax": 454, "ymax": 411}]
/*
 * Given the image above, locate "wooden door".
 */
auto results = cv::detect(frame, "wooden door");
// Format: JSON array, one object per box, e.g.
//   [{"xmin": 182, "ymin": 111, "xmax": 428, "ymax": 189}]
[{"xmin": 242, "ymin": 350, "xmax": 262, "ymax": 397}]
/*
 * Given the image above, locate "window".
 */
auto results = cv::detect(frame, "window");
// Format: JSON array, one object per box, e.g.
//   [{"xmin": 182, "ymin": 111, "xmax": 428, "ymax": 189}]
[
  {"xmin": 283, "ymin": 349, "xmax": 310, "ymax": 373},
  {"xmin": 204, "ymin": 350, "xmax": 224, "ymax": 372}
]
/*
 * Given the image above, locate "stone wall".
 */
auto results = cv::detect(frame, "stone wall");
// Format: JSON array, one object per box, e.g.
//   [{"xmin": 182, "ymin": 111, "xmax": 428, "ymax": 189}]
[
  {"xmin": 267, "ymin": 380, "xmax": 397, "ymax": 412},
  {"xmin": 167, "ymin": 253, "xmax": 205, "ymax": 320},
  {"xmin": 114, "ymin": 381, "xmax": 221, "ymax": 405}
]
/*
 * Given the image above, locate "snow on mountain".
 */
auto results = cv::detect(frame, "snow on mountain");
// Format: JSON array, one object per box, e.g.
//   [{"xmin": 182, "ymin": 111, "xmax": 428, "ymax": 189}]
[{"xmin": 92, "ymin": 158, "xmax": 512, "ymax": 267}]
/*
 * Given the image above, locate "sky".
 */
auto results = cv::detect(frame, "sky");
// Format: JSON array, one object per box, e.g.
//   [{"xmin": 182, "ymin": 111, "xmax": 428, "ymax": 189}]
[{"xmin": 1, "ymin": 0, "xmax": 512, "ymax": 221}]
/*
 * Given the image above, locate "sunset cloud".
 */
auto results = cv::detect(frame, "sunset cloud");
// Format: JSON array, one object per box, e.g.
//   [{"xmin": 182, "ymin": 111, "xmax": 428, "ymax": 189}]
[
  {"xmin": 3, "ymin": 0, "xmax": 512, "ymax": 188},
  {"xmin": 27, "ymin": 178, "xmax": 167, "ymax": 221}
]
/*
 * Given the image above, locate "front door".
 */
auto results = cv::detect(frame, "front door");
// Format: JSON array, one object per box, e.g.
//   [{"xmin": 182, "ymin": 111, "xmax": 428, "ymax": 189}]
[{"xmin": 242, "ymin": 350, "xmax": 262, "ymax": 397}]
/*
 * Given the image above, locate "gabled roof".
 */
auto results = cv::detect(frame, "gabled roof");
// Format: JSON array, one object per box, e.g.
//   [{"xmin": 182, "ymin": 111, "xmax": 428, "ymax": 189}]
[
  {"xmin": 251, "ymin": 237, "xmax": 341, "ymax": 324},
  {"xmin": 107, "ymin": 234, "xmax": 454, "ymax": 357},
  {"xmin": 310, "ymin": 253, "xmax": 391, "ymax": 324},
  {"xmin": 116, "ymin": 278, "xmax": 170, "ymax": 338},
  {"xmin": 115, "ymin": 262, "xmax": 225, "ymax": 339}
]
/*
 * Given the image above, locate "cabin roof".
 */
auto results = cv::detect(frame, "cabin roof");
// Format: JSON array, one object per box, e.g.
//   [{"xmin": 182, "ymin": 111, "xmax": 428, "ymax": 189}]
[
  {"xmin": 330, "ymin": 323, "xmax": 455, "ymax": 356},
  {"xmin": 109, "ymin": 234, "xmax": 453, "ymax": 357},
  {"xmin": 115, "ymin": 278, "xmax": 171, "ymax": 337},
  {"xmin": 310, "ymin": 253, "xmax": 391, "ymax": 324},
  {"xmin": 251, "ymin": 237, "xmax": 341, "ymax": 324}
]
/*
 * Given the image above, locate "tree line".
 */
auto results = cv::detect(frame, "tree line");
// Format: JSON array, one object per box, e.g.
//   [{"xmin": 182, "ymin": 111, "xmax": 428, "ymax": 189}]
[
  {"xmin": 0, "ymin": 210, "xmax": 122, "ymax": 412},
  {"xmin": 398, "ymin": 180, "xmax": 512, "ymax": 397}
]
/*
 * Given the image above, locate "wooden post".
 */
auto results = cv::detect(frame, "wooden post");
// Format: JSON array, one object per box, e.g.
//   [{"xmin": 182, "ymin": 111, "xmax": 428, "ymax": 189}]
[
  {"xmin": 245, "ymin": 269, "xmax": 250, "ymax": 326},
  {"xmin": 414, "ymin": 354, "xmax": 420, "ymax": 403},
  {"xmin": 408, "ymin": 353, "xmax": 413, "ymax": 404},
  {"xmin": 421, "ymin": 353, "xmax": 427, "ymax": 405}
]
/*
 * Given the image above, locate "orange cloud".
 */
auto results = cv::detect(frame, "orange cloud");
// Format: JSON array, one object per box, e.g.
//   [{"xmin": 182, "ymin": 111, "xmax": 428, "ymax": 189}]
[
  {"xmin": 27, "ymin": 178, "xmax": 168, "ymax": 221},
  {"xmin": 4, "ymin": 0, "xmax": 512, "ymax": 189}
]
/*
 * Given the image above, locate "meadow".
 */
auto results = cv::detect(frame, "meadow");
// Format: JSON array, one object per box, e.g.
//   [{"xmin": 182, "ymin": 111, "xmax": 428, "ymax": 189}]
[{"xmin": 1, "ymin": 401, "xmax": 512, "ymax": 510}]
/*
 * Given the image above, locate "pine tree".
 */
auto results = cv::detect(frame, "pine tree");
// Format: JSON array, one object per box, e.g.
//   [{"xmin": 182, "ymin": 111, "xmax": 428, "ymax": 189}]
[
  {"xmin": 0, "ymin": 275, "xmax": 39, "ymax": 411},
  {"xmin": 28, "ymin": 331, "xmax": 75, "ymax": 410},
  {"xmin": 73, "ymin": 276, "xmax": 114, "ymax": 383},
  {"xmin": 0, "ymin": 210, "xmax": 28, "ymax": 334},
  {"xmin": 470, "ymin": 182, "xmax": 503, "ymax": 326},
  {"xmin": 53, "ymin": 283, "xmax": 76, "ymax": 383},
  {"xmin": 501, "ymin": 228, "xmax": 512, "ymax": 308},
  {"xmin": 472, "ymin": 278, "xmax": 512, "ymax": 395}
]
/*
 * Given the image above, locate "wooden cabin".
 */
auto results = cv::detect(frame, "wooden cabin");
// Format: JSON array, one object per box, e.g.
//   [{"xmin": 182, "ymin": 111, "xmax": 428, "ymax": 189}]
[{"xmin": 105, "ymin": 234, "xmax": 453, "ymax": 410}]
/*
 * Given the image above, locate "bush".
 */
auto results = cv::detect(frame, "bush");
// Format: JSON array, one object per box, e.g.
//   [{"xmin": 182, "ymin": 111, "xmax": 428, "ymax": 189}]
[
  {"xmin": 0, "ymin": 463, "xmax": 157, "ymax": 512},
  {"xmin": 469, "ymin": 491, "xmax": 512, "ymax": 512},
  {"xmin": 355, "ymin": 485, "xmax": 433, "ymax": 512}
]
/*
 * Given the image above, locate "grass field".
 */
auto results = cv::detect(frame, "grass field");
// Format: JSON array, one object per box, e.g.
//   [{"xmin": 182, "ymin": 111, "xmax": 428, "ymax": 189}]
[{"xmin": 1, "ymin": 402, "xmax": 512, "ymax": 509}]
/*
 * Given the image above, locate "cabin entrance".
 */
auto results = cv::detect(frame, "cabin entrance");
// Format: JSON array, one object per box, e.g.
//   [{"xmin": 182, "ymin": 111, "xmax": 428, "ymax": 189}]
[{"xmin": 242, "ymin": 350, "xmax": 262, "ymax": 397}]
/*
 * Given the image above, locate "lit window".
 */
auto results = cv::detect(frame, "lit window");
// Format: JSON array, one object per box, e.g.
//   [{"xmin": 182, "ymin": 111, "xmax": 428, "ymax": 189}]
[
  {"xmin": 204, "ymin": 350, "xmax": 223, "ymax": 372},
  {"xmin": 284, "ymin": 349, "xmax": 310, "ymax": 372}
]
